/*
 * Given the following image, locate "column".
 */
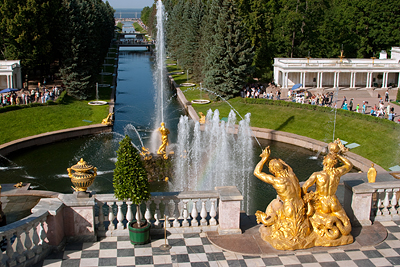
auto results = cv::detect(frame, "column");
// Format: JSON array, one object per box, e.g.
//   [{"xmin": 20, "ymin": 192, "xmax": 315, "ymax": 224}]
[
  {"xmin": 320, "ymin": 72, "xmax": 323, "ymax": 88},
  {"xmin": 7, "ymin": 75, "xmax": 11, "ymax": 88},
  {"xmin": 383, "ymin": 72, "xmax": 388, "ymax": 88},
  {"xmin": 299, "ymin": 72, "xmax": 303, "ymax": 86},
  {"xmin": 333, "ymin": 72, "xmax": 337, "ymax": 88},
  {"xmin": 303, "ymin": 72, "xmax": 306, "ymax": 88},
  {"xmin": 285, "ymin": 72, "xmax": 289, "ymax": 88},
  {"xmin": 366, "ymin": 72, "xmax": 369, "ymax": 88},
  {"xmin": 317, "ymin": 72, "xmax": 320, "ymax": 88},
  {"xmin": 350, "ymin": 72, "xmax": 353, "ymax": 88},
  {"xmin": 353, "ymin": 72, "xmax": 357, "ymax": 88},
  {"xmin": 369, "ymin": 73, "xmax": 373, "ymax": 88},
  {"xmin": 337, "ymin": 72, "xmax": 340, "ymax": 88},
  {"xmin": 398, "ymin": 72, "xmax": 400, "ymax": 88}
]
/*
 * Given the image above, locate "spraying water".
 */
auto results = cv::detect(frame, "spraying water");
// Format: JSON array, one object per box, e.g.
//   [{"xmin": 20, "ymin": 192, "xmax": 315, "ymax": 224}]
[{"xmin": 150, "ymin": 0, "xmax": 168, "ymax": 153}]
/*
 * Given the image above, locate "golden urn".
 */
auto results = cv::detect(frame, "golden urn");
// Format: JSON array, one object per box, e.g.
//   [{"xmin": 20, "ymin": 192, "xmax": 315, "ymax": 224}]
[{"xmin": 67, "ymin": 158, "xmax": 97, "ymax": 192}]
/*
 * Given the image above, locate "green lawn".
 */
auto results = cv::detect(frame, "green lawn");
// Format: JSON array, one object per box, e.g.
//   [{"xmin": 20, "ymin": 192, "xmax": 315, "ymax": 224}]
[{"xmin": 168, "ymin": 65, "xmax": 400, "ymax": 171}]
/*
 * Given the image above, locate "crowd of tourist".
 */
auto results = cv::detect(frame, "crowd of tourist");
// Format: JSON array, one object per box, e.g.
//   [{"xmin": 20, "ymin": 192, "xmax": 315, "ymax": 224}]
[
  {"xmin": 0, "ymin": 84, "xmax": 63, "ymax": 107},
  {"xmin": 241, "ymin": 84, "xmax": 396, "ymax": 122}
]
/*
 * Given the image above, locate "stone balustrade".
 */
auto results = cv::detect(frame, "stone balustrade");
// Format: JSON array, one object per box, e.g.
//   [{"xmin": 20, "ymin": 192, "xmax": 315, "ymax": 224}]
[
  {"xmin": 344, "ymin": 180, "xmax": 400, "ymax": 226},
  {"xmin": 0, "ymin": 210, "xmax": 49, "ymax": 267},
  {"xmin": 94, "ymin": 186, "xmax": 242, "ymax": 236}
]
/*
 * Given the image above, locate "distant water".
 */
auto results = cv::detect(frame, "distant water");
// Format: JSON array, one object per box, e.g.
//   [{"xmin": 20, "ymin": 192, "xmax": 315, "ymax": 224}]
[{"xmin": 114, "ymin": 8, "xmax": 142, "ymax": 19}]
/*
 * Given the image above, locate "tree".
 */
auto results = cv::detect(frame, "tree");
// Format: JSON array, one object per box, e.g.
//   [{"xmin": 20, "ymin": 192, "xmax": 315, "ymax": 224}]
[
  {"xmin": 113, "ymin": 135, "xmax": 150, "ymax": 227},
  {"xmin": 203, "ymin": 0, "xmax": 254, "ymax": 99}
]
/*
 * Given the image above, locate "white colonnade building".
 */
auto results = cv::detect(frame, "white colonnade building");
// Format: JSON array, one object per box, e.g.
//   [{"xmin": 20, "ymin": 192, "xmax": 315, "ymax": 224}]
[
  {"xmin": 0, "ymin": 60, "xmax": 22, "ymax": 90},
  {"xmin": 274, "ymin": 47, "xmax": 400, "ymax": 89}
]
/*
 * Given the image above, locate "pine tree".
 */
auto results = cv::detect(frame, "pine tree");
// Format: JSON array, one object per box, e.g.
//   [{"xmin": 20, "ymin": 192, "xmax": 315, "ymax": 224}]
[
  {"xmin": 113, "ymin": 135, "xmax": 150, "ymax": 227},
  {"xmin": 203, "ymin": 0, "xmax": 254, "ymax": 99}
]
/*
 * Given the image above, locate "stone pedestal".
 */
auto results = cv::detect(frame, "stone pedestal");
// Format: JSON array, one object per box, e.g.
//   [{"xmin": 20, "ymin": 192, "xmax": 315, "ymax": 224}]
[
  {"xmin": 59, "ymin": 193, "xmax": 97, "ymax": 242},
  {"xmin": 344, "ymin": 180, "xmax": 375, "ymax": 226},
  {"xmin": 216, "ymin": 186, "xmax": 243, "ymax": 235}
]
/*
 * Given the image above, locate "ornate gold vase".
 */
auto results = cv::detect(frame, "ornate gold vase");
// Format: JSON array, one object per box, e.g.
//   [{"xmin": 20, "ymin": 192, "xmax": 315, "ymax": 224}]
[{"xmin": 67, "ymin": 158, "xmax": 97, "ymax": 192}]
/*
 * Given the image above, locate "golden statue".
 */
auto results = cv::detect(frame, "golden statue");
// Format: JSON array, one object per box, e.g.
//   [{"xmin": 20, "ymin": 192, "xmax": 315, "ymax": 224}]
[
  {"xmin": 254, "ymin": 139, "xmax": 354, "ymax": 250},
  {"xmin": 254, "ymin": 146, "xmax": 311, "ymax": 250},
  {"xmin": 157, "ymin": 122, "xmax": 170, "ymax": 159},
  {"xmin": 302, "ymin": 139, "xmax": 353, "ymax": 247},
  {"xmin": 140, "ymin": 147, "xmax": 152, "ymax": 160},
  {"xmin": 13, "ymin": 182, "xmax": 23, "ymax": 188},
  {"xmin": 102, "ymin": 113, "xmax": 114, "ymax": 126},
  {"xmin": 199, "ymin": 112, "xmax": 206, "ymax": 124},
  {"xmin": 367, "ymin": 163, "xmax": 377, "ymax": 183}
]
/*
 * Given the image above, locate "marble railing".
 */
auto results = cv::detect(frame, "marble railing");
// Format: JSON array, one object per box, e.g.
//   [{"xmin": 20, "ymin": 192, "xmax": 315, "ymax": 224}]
[
  {"xmin": 95, "ymin": 190, "xmax": 220, "ymax": 236},
  {"xmin": 0, "ymin": 210, "xmax": 49, "ymax": 267},
  {"xmin": 344, "ymin": 180, "xmax": 400, "ymax": 226}
]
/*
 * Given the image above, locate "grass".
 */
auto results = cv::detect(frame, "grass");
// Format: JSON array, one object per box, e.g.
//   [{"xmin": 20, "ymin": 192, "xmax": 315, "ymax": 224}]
[
  {"xmin": 0, "ymin": 93, "xmax": 109, "ymax": 145},
  {"xmin": 133, "ymin": 22, "xmax": 146, "ymax": 33},
  {"xmin": 167, "ymin": 64, "xmax": 400, "ymax": 171}
]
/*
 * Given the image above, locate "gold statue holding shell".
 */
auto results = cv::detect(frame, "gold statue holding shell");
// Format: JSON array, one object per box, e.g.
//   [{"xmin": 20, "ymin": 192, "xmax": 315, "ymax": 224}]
[{"xmin": 254, "ymin": 139, "xmax": 353, "ymax": 250}]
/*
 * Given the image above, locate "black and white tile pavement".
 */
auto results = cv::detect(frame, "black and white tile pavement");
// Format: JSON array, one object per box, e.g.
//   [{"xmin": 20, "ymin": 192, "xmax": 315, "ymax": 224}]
[{"xmin": 36, "ymin": 221, "xmax": 400, "ymax": 267}]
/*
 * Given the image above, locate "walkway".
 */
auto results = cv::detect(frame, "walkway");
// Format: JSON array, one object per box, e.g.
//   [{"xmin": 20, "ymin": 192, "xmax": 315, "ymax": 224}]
[{"xmin": 34, "ymin": 219, "xmax": 400, "ymax": 267}]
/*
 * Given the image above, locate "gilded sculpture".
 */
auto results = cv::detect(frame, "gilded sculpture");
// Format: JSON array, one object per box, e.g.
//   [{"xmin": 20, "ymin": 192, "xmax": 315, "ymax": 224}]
[
  {"xmin": 68, "ymin": 158, "xmax": 97, "ymax": 192},
  {"xmin": 102, "ymin": 113, "xmax": 114, "ymax": 126},
  {"xmin": 140, "ymin": 147, "xmax": 152, "ymax": 160},
  {"xmin": 157, "ymin": 122, "xmax": 170, "ymax": 159},
  {"xmin": 368, "ymin": 163, "xmax": 377, "ymax": 183},
  {"xmin": 254, "ymin": 139, "xmax": 354, "ymax": 250}
]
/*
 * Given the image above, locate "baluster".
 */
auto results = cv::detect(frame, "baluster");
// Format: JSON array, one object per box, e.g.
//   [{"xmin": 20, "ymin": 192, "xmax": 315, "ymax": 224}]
[
  {"xmin": 209, "ymin": 199, "xmax": 217, "ymax": 226},
  {"xmin": 200, "ymin": 199, "xmax": 208, "ymax": 226},
  {"xmin": 173, "ymin": 199, "xmax": 180, "ymax": 228},
  {"xmin": 163, "ymin": 199, "xmax": 171, "ymax": 227},
  {"xmin": 390, "ymin": 189, "xmax": 399, "ymax": 215},
  {"xmin": 182, "ymin": 200, "xmax": 189, "ymax": 227},
  {"xmin": 376, "ymin": 189, "xmax": 384, "ymax": 216},
  {"xmin": 116, "ymin": 201, "xmax": 124, "ymax": 230},
  {"xmin": 107, "ymin": 201, "xmax": 115, "ymax": 230},
  {"xmin": 14, "ymin": 229, "xmax": 26, "ymax": 264},
  {"xmin": 6, "ymin": 232, "xmax": 16, "ymax": 267},
  {"xmin": 153, "ymin": 199, "xmax": 161, "ymax": 227},
  {"xmin": 145, "ymin": 200, "xmax": 152, "ymax": 225},
  {"xmin": 32, "ymin": 221, "xmax": 42, "ymax": 255},
  {"xmin": 191, "ymin": 199, "xmax": 199, "ymax": 227},
  {"xmin": 24, "ymin": 226, "xmax": 35, "ymax": 259},
  {"xmin": 382, "ymin": 189, "xmax": 391, "ymax": 216},
  {"xmin": 39, "ymin": 218, "xmax": 48, "ymax": 249},
  {"xmin": 135, "ymin": 204, "xmax": 143, "ymax": 222},
  {"xmin": 126, "ymin": 201, "xmax": 134, "ymax": 223}
]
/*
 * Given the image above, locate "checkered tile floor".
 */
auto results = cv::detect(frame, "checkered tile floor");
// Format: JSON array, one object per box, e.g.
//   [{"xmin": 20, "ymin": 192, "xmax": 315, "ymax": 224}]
[{"xmin": 36, "ymin": 221, "xmax": 400, "ymax": 267}]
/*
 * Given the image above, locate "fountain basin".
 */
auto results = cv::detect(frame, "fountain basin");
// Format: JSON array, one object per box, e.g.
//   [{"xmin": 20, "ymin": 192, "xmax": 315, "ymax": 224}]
[
  {"xmin": 191, "ymin": 99, "xmax": 210, "ymax": 105},
  {"xmin": 88, "ymin": 101, "xmax": 108, "ymax": 106},
  {"xmin": 180, "ymin": 83, "xmax": 196, "ymax": 87}
]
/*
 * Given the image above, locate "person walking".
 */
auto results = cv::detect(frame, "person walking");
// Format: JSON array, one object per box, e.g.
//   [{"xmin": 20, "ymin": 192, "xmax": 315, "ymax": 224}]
[
  {"xmin": 356, "ymin": 104, "xmax": 360, "ymax": 113},
  {"xmin": 385, "ymin": 90, "xmax": 389, "ymax": 102},
  {"xmin": 349, "ymin": 99, "xmax": 353, "ymax": 111}
]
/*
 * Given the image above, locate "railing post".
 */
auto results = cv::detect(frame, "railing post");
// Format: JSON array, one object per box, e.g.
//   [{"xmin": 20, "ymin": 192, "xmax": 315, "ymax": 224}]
[
  {"xmin": 216, "ymin": 186, "xmax": 243, "ymax": 235},
  {"xmin": 344, "ymin": 181, "xmax": 375, "ymax": 226},
  {"xmin": 58, "ymin": 194, "xmax": 97, "ymax": 242}
]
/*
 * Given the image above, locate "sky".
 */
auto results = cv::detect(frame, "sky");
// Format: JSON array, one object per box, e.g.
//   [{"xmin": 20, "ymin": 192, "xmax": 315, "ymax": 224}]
[{"xmin": 105, "ymin": 0, "xmax": 155, "ymax": 9}]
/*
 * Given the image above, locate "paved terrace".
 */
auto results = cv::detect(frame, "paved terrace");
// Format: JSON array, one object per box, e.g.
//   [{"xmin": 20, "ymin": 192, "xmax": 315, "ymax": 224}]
[{"xmin": 33, "ymin": 218, "xmax": 400, "ymax": 267}]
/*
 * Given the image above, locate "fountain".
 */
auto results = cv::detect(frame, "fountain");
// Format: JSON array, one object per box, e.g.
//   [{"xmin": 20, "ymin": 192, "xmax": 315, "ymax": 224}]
[{"xmin": 0, "ymin": 0, "xmax": 325, "ymax": 216}]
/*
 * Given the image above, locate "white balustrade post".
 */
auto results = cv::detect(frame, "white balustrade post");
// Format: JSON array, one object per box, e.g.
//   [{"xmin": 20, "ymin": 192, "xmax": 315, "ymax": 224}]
[
  {"xmin": 145, "ymin": 200, "xmax": 153, "ymax": 225},
  {"xmin": 116, "ymin": 201, "xmax": 124, "ymax": 230},
  {"xmin": 163, "ymin": 199, "xmax": 171, "ymax": 228},
  {"xmin": 153, "ymin": 199, "xmax": 161, "ymax": 227},
  {"xmin": 32, "ymin": 221, "xmax": 42, "ymax": 255},
  {"xmin": 14, "ymin": 229, "xmax": 26, "ymax": 264},
  {"xmin": 135, "ymin": 204, "xmax": 143, "ymax": 222},
  {"xmin": 39, "ymin": 218, "xmax": 48, "ymax": 249},
  {"xmin": 107, "ymin": 202, "xmax": 115, "ymax": 230},
  {"xmin": 382, "ymin": 189, "xmax": 391, "ymax": 216},
  {"xmin": 343, "ymin": 181, "xmax": 374, "ymax": 226},
  {"xmin": 24, "ymin": 226, "xmax": 35, "ymax": 260},
  {"xmin": 200, "ymin": 200, "xmax": 208, "ymax": 226},
  {"xmin": 391, "ymin": 188, "xmax": 400, "ymax": 220},
  {"xmin": 376, "ymin": 189, "xmax": 385, "ymax": 216},
  {"xmin": 209, "ymin": 198, "xmax": 217, "ymax": 226},
  {"xmin": 126, "ymin": 201, "xmax": 134, "ymax": 223},
  {"xmin": 191, "ymin": 199, "xmax": 199, "ymax": 227},
  {"xmin": 173, "ymin": 199, "xmax": 180, "ymax": 228},
  {"xmin": 6, "ymin": 232, "xmax": 16, "ymax": 267},
  {"xmin": 182, "ymin": 200, "xmax": 189, "ymax": 227}
]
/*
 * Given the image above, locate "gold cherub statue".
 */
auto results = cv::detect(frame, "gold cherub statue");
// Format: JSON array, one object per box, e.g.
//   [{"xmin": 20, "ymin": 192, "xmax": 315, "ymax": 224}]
[{"xmin": 101, "ymin": 113, "xmax": 114, "ymax": 126}]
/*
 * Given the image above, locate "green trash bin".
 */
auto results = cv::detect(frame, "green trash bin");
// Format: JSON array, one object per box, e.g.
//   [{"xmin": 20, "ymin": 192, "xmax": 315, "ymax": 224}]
[{"xmin": 128, "ymin": 221, "xmax": 151, "ymax": 245}]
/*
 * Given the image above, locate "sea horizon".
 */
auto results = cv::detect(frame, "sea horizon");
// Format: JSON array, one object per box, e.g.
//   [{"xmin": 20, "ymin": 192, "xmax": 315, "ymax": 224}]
[{"xmin": 114, "ymin": 8, "xmax": 143, "ymax": 19}]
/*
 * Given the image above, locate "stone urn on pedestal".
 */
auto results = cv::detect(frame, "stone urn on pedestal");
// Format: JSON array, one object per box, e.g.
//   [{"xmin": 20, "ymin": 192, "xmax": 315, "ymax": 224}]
[{"xmin": 67, "ymin": 158, "xmax": 97, "ymax": 198}]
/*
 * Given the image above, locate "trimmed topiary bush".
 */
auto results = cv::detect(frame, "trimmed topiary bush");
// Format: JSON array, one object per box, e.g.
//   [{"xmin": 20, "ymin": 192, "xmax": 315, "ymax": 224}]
[{"xmin": 113, "ymin": 135, "xmax": 150, "ymax": 228}]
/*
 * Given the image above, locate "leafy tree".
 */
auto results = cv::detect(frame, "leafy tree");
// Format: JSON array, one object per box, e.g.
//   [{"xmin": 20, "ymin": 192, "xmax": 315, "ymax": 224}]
[{"xmin": 113, "ymin": 135, "xmax": 150, "ymax": 227}]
